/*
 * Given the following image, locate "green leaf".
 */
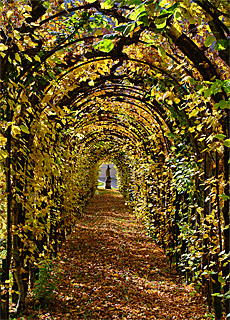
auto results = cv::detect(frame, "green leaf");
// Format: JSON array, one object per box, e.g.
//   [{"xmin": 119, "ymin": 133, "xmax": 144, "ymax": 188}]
[
  {"xmin": 128, "ymin": 0, "xmax": 142, "ymax": 5},
  {"xmin": 128, "ymin": 3, "xmax": 145, "ymax": 21},
  {"xmin": 94, "ymin": 39, "xmax": 114, "ymax": 52},
  {"xmin": 211, "ymin": 292, "xmax": 224, "ymax": 297},
  {"xmin": 103, "ymin": 33, "xmax": 118, "ymax": 40},
  {"xmin": 155, "ymin": 17, "xmax": 167, "ymax": 29},
  {"xmin": 158, "ymin": 46, "xmax": 166, "ymax": 58},
  {"xmin": 189, "ymin": 108, "xmax": 199, "ymax": 118},
  {"xmin": 114, "ymin": 25, "xmax": 126, "ymax": 32},
  {"xmin": 214, "ymin": 100, "xmax": 230, "ymax": 109},
  {"xmin": 47, "ymin": 70, "xmax": 57, "ymax": 80},
  {"xmin": 215, "ymin": 134, "xmax": 226, "ymax": 141},
  {"xmin": 123, "ymin": 22, "xmax": 136, "ymax": 36},
  {"xmin": 219, "ymin": 194, "xmax": 230, "ymax": 201},
  {"xmin": 158, "ymin": 3, "xmax": 178, "ymax": 18},
  {"xmin": 43, "ymin": 1, "xmax": 51, "ymax": 8},
  {"xmin": 215, "ymin": 39, "xmax": 230, "ymax": 51},
  {"xmin": 85, "ymin": 0, "xmax": 97, "ymax": 2},
  {"xmin": 204, "ymin": 88, "xmax": 212, "ymax": 98},
  {"xmin": 20, "ymin": 125, "xmax": 30, "ymax": 134},
  {"xmin": 137, "ymin": 11, "xmax": 149, "ymax": 26},
  {"xmin": 218, "ymin": 276, "xmax": 226, "ymax": 284},
  {"xmin": 101, "ymin": 0, "xmax": 114, "ymax": 9},
  {"xmin": 204, "ymin": 35, "xmax": 215, "ymax": 47},
  {"xmin": 224, "ymin": 139, "xmax": 230, "ymax": 147}
]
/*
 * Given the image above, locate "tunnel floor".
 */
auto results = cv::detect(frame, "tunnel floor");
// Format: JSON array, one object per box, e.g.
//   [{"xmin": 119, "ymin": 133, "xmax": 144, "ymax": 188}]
[{"xmin": 20, "ymin": 189, "xmax": 213, "ymax": 319}]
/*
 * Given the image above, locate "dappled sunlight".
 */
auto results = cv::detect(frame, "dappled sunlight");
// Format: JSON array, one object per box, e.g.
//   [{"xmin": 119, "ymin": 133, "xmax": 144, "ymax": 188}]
[{"xmin": 21, "ymin": 190, "xmax": 212, "ymax": 319}]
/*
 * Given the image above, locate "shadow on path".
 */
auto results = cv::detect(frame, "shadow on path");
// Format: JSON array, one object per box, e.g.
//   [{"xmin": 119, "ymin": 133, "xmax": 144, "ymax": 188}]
[{"xmin": 22, "ymin": 190, "xmax": 212, "ymax": 319}]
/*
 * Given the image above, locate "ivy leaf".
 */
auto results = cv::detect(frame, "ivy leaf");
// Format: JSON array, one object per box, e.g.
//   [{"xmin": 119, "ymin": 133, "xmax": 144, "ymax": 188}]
[
  {"xmin": 94, "ymin": 39, "xmax": 114, "ymax": 52},
  {"xmin": 158, "ymin": 2, "xmax": 178, "ymax": 18},
  {"xmin": 127, "ymin": 3, "xmax": 145, "ymax": 21}
]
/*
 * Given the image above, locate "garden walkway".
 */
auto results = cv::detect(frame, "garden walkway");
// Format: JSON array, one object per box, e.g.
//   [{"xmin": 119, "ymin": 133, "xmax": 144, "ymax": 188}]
[{"xmin": 21, "ymin": 189, "xmax": 213, "ymax": 319}]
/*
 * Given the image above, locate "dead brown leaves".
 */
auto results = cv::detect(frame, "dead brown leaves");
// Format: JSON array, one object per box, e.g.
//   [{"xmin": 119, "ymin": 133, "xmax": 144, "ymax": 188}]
[{"xmin": 20, "ymin": 189, "xmax": 213, "ymax": 319}]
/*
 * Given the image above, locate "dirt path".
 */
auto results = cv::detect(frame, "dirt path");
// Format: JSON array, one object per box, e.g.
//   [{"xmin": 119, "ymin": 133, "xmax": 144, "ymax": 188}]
[{"xmin": 21, "ymin": 189, "xmax": 213, "ymax": 319}]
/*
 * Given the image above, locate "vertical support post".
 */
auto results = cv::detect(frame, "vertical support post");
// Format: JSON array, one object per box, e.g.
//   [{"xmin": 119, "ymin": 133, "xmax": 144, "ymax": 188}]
[
  {"xmin": 1, "ymin": 107, "xmax": 12, "ymax": 320},
  {"xmin": 6, "ymin": 113, "xmax": 12, "ymax": 320}
]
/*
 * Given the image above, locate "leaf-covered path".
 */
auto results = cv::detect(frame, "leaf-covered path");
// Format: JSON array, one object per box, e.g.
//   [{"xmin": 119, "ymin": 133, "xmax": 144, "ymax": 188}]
[{"xmin": 22, "ymin": 189, "xmax": 212, "ymax": 319}]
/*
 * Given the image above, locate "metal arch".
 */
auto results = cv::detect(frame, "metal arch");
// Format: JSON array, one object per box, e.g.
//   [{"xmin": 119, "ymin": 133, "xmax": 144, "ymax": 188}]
[
  {"xmin": 80, "ymin": 122, "xmax": 148, "ymax": 149},
  {"xmin": 71, "ymin": 84, "xmax": 163, "ymax": 120},
  {"xmin": 77, "ymin": 129, "xmax": 143, "ymax": 151},
  {"xmin": 57, "ymin": 57, "xmax": 186, "ymax": 93},
  {"xmin": 71, "ymin": 109, "xmax": 153, "ymax": 139}
]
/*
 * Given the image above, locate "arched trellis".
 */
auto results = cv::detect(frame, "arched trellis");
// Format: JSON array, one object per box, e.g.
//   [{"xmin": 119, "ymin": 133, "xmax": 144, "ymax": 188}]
[
  {"xmin": 1, "ymin": 1, "xmax": 229, "ymax": 319},
  {"xmin": 38, "ymin": 54, "xmax": 198, "ymax": 162}
]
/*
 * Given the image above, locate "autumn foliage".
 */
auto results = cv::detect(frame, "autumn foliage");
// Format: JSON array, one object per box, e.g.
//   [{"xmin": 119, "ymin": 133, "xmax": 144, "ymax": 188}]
[{"xmin": 0, "ymin": 0, "xmax": 229, "ymax": 319}]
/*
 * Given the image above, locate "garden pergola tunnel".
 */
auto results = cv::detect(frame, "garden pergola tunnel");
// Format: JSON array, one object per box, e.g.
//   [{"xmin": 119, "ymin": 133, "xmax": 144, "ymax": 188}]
[{"xmin": 0, "ymin": 1, "xmax": 229, "ymax": 319}]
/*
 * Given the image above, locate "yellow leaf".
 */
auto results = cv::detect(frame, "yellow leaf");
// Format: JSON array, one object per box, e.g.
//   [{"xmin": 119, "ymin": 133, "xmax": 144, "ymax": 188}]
[
  {"xmin": 88, "ymin": 80, "xmax": 95, "ymax": 86},
  {"xmin": 14, "ymin": 30, "xmax": 21, "ymax": 40},
  {"xmin": 0, "ymin": 135, "xmax": 7, "ymax": 144},
  {"xmin": 6, "ymin": 10, "xmax": 14, "ymax": 19},
  {"xmin": 21, "ymin": 94, "xmax": 28, "ymax": 103},
  {"xmin": 34, "ymin": 55, "xmax": 41, "ymax": 62},
  {"xmin": 23, "ymin": 13, "xmax": 32, "ymax": 18},
  {"xmin": 188, "ymin": 127, "xmax": 195, "ymax": 133},
  {"xmin": 59, "ymin": 3, "xmax": 66, "ymax": 10},
  {"xmin": 94, "ymin": 29, "xmax": 103, "ymax": 36},
  {"xmin": 12, "ymin": 125, "xmax": 21, "ymax": 137},
  {"xmin": 24, "ymin": 5, "xmax": 32, "ymax": 11},
  {"xmin": 196, "ymin": 123, "xmax": 203, "ymax": 131},
  {"xmin": 174, "ymin": 98, "xmax": 180, "ymax": 104},
  {"xmin": 24, "ymin": 54, "xmax": 32, "ymax": 62},
  {"xmin": 159, "ymin": 0, "xmax": 170, "ymax": 6},
  {"xmin": 15, "ymin": 53, "xmax": 21, "ymax": 63},
  {"xmin": 0, "ymin": 149, "xmax": 9, "ymax": 160},
  {"xmin": 0, "ymin": 43, "xmax": 8, "ymax": 51},
  {"xmin": 17, "ymin": 42, "xmax": 25, "ymax": 51}
]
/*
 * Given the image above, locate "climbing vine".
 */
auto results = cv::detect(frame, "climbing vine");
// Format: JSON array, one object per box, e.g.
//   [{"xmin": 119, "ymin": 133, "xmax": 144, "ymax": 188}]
[{"xmin": 0, "ymin": 0, "xmax": 229, "ymax": 319}]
